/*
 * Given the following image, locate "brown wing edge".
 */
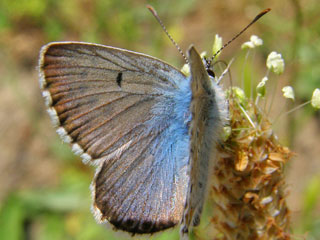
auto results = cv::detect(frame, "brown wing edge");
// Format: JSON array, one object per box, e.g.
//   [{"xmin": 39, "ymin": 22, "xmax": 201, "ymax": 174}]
[{"xmin": 39, "ymin": 42, "xmax": 94, "ymax": 164}]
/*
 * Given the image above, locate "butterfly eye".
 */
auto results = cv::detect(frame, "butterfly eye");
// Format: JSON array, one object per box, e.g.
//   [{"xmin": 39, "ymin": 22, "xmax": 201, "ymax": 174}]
[
  {"xmin": 203, "ymin": 57, "xmax": 215, "ymax": 78},
  {"xmin": 207, "ymin": 69, "xmax": 215, "ymax": 78}
]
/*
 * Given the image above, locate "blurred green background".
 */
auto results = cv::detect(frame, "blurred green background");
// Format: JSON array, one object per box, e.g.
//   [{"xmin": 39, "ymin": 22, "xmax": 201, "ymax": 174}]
[{"xmin": 0, "ymin": 0, "xmax": 319, "ymax": 239}]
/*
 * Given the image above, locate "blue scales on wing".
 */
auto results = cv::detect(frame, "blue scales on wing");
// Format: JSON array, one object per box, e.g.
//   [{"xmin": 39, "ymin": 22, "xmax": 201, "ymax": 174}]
[{"xmin": 39, "ymin": 42, "xmax": 192, "ymax": 234}]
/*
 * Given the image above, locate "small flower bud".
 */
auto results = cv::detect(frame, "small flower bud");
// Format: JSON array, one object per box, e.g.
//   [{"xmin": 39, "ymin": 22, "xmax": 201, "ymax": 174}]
[
  {"xmin": 282, "ymin": 86, "xmax": 295, "ymax": 101},
  {"xmin": 266, "ymin": 51, "xmax": 285, "ymax": 75},
  {"xmin": 212, "ymin": 34, "xmax": 223, "ymax": 59},
  {"xmin": 256, "ymin": 77, "xmax": 268, "ymax": 97},
  {"xmin": 241, "ymin": 35, "xmax": 263, "ymax": 49},
  {"xmin": 311, "ymin": 88, "xmax": 320, "ymax": 109},
  {"xmin": 181, "ymin": 64, "xmax": 190, "ymax": 76}
]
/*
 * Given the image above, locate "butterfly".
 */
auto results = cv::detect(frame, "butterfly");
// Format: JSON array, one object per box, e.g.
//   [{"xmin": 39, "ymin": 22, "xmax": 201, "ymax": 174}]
[
  {"xmin": 38, "ymin": 6, "xmax": 273, "ymax": 240},
  {"xmin": 38, "ymin": 40, "xmax": 228, "ymax": 239}
]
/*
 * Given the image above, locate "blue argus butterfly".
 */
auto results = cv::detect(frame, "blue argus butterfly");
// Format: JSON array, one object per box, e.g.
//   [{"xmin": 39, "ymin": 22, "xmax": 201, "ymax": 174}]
[
  {"xmin": 39, "ymin": 42, "xmax": 226, "ymax": 236},
  {"xmin": 38, "ymin": 7, "xmax": 270, "ymax": 239}
]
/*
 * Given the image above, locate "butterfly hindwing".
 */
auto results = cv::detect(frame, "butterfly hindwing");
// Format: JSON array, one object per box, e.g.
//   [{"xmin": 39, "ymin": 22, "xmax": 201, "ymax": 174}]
[
  {"xmin": 39, "ymin": 42, "xmax": 192, "ymax": 233},
  {"xmin": 180, "ymin": 46, "xmax": 227, "ymax": 238}
]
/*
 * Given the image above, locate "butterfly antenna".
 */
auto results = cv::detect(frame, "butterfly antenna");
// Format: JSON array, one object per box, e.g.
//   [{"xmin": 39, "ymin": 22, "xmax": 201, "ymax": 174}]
[
  {"xmin": 209, "ymin": 8, "xmax": 271, "ymax": 66},
  {"xmin": 147, "ymin": 5, "xmax": 189, "ymax": 64}
]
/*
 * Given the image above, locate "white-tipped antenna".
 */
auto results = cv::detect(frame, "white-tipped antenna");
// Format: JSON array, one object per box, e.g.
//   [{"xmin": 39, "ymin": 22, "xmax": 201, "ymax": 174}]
[
  {"xmin": 208, "ymin": 8, "xmax": 271, "ymax": 68},
  {"xmin": 147, "ymin": 5, "xmax": 189, "ymax": 64}
]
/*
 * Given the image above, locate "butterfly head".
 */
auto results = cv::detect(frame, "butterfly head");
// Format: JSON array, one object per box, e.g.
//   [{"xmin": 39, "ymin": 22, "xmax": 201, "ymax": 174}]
[{"xmin": 203, "ymin": 57, "xmax": 216, "ymax": 79}]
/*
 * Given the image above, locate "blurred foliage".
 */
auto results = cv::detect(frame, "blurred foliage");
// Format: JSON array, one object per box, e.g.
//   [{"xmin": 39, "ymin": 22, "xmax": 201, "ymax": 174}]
[
  {"xmin": 296, "ymin": 176, "xmax": 320, "ymax": 239},
  {"xmin": 0, "ymin": 0, "xmax": 319, "ymax": 239}
]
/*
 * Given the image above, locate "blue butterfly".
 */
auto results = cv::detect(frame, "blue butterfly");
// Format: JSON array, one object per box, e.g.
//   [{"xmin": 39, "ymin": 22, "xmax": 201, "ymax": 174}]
[{"xmin": 39, "ymin": 41, "xmax": 227, "ymax": 239}]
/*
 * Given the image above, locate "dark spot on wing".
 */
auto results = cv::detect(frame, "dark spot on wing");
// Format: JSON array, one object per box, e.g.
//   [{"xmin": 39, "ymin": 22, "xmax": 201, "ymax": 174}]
[{"xmin": 116, "ymin": 72, "xmax": 123, "ymax": 87}]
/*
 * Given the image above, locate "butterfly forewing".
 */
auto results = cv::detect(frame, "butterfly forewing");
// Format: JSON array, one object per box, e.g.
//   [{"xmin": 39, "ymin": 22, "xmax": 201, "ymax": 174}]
[{"xmin": 39, "ymin": 42, "xmax": 191, "ymax": 233}]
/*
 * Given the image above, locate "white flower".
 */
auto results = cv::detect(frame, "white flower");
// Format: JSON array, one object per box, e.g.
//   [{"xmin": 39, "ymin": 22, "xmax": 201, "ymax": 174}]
[
  {"xmin": 181, "ymin": 63, "xmax": 190, "ymax": 76},
  {"xmin": 256, "ymin": 77, "xmax": 268, "ymax": 97},
  {"xmin": 282, "ymin": 86, "xmax": 295, "ymax": 101},
  {"xmin": 241, "ymin": 35, "xmax": 263, "ymax": 49},
  {"xmin": 266, "ymin": 51, "xmax": 285, "ymax": 75},
  {"xmin": 232, "ymin": 87, "xmax": 246, "ymax": 104},
  {"xmin": 212, "ymin": 34, "xmax": 223, "ymax": 59},
  {"xmin": 241, "ymin": 41, "xmax": 255, "ymax": 49},
  {"xmin": 250, "ymin": 35, "xmax": 263, "ymax": 46},
  {"xmin": 311, "ymin": 88, "xmax": 320, "ymax": 109},
  {"xmin": 200, "ymin": 51, "xmax": 207, "ymax": 59}
]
